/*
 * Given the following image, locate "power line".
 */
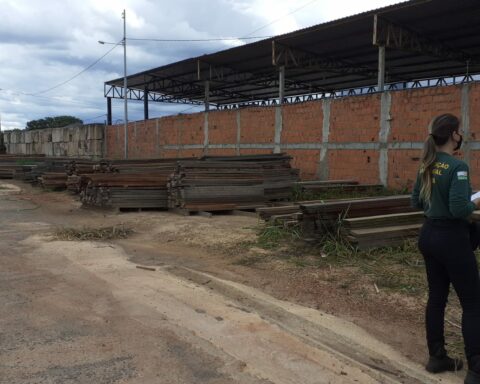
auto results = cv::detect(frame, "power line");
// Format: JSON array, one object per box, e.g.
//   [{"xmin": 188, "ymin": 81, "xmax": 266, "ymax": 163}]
[
  {"xmin": 127, "ymin": 35, "xmax": 272, "ymax": 42},
  {"xmin": 32, "ymin": 40, "xmax": 122, "ymax": 96},
  {"xmin": 243, "ymin": 0, "xmax": 319, "ymax": 37},
  {"xmin": 83, "ymin": 113, "xmax": 107, "ymax": 122}
]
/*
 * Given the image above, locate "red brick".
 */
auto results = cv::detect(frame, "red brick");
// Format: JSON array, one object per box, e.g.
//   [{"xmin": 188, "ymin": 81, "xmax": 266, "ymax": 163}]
[
  {"xmin": 239, "ymin": 108, "xmax": 275, "ymax": 144},
  {"xmin": 281, "ymin": 102, "xmax": 322, "ymax": 143},
  {"xmin": 390, "ymin": 86, "xmax": 462, "ymax": 142},
  {"xmin": 329, "ymin": 95, "xmax": 381, "ymax": 143}
]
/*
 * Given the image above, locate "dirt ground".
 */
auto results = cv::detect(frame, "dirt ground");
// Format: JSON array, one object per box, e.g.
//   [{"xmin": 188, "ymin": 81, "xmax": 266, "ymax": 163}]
[{"xmin": 0, "ymin": 181, "xmax": 464, "ymax": 383}]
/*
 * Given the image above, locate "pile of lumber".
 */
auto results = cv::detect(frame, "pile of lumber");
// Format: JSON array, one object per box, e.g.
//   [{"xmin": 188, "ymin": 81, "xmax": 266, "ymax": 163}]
[
  {"xmin": 80, "ymin": 160, "xmax": 178, "ymax": 209},
  {"xmin": 168, "ymin": 154, "xmax": 299, "ymax": 211},
  {"xmin": 259, "ymin": 195, "xmax": 422, "ymax": 249},
  {"xmin": 38, "ymin": 172, "xmax": 69, "ymax": 189},
  {"xmin": 341, "ymin": 211, "xmax": 424, "ymax": 249}
]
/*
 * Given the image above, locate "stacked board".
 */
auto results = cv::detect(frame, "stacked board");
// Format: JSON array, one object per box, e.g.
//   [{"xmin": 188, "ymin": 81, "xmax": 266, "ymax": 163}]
[
  {"xmin": 341, "ymin": 211, "xmax": 424, "ymax": 249},
  {"xmin": 168, "ymin": 154, "xmax": 299, "ymax": 211}
]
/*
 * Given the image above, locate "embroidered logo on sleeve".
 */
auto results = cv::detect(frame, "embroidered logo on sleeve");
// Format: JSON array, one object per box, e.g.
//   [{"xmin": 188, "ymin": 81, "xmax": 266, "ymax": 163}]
[{"xmin": 457, "ymin": 171, "xmax": 468, "ymax": 180}]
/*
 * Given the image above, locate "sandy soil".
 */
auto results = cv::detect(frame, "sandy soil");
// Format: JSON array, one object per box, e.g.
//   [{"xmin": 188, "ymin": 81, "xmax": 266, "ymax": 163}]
[{"xmin": 0, "ymin": 180, "xmax": 464, "ymax": 383}]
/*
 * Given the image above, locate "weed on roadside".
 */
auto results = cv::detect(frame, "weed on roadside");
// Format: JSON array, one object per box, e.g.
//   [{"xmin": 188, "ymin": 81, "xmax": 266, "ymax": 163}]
[
  {"xmin": 53, "ymin": 225, "xmax": 133, "ymax": 241},
  {"xmin": 256, "ymin": 224, "xmax": 302, "ymax": 249}
]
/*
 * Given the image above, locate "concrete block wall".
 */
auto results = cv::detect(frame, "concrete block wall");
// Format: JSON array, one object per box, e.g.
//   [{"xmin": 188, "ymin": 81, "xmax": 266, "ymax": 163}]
[
  {"xmin": 3, "ymin": 124, "xmax": 105, "ymax": 159},
  {"xmin": 104, "ymin": 82, "xmax": 480, "ymax": 189}
]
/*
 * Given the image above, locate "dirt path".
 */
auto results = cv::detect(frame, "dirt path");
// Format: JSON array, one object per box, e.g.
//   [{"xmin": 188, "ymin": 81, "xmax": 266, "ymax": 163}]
[{"xmin": 0, "ymin": 181, "xmax": 464, "ymax": 383}]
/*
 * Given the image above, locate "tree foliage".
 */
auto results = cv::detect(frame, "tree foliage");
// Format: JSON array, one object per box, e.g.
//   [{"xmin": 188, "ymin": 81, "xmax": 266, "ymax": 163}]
[{"xmin": 25, "ymin": 116, "xmax": 83, "ymax": 131}]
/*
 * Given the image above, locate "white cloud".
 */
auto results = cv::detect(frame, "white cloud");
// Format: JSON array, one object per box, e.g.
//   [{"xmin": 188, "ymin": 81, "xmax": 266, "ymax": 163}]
[{"xmin": 0, "ymin": 0, "xmax": 401, "ymax": 130}]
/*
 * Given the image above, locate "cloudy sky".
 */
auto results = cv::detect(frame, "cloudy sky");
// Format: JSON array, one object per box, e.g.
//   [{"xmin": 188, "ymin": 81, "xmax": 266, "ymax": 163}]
[{"xmin": 0, "ymin": 0, "xmax": 401, "ymax": 130}]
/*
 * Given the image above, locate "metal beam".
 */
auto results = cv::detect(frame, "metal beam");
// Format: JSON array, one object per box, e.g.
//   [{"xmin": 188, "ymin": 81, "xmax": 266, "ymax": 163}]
[
  {"xmin": 143, "ymin": 89, "xmax": 149, "ymax": 120},
  {"xmin": 373, "ymin": 14, "xmax": 472, "ymax": 63},
  {"xmin": 105, "ymin": 84, "xmax": 205, "ymax": 105},
  {"xmin": 272, "ymin": 41, "xmax": 378, "ymax": 78},
  {"xmin": 196, "ymin": 59, "xmax": 326, "ymax": 95},
  {"xmin": 107, "ymin": 97, "xmax": 112, "ymax": 126}
]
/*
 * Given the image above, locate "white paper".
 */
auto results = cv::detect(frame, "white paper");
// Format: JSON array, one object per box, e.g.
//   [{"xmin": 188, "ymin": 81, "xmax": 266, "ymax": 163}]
[{"xmin": 471, "ymin": 191, "xmax": 480, "ymax": 201}]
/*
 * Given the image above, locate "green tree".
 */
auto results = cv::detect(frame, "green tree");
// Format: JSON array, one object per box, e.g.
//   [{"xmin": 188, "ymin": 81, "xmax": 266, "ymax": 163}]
[{"xmin": 25, "ymin": 116, "xmax": 83, "ymax": 130}]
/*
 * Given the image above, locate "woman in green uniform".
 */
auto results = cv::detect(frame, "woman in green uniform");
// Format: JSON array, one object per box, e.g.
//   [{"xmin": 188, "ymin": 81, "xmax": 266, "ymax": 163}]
[{"xmin": 412, "ymin": 113, "xmax": 480, "ymax": 384}]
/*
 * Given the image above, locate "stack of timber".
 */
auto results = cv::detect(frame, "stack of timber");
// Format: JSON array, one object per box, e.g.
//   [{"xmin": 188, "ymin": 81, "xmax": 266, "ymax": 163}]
[
  {"xmin": 0, "ymin": 155, "xmax": 44, "ymax": 181},
  {"xmin": 300, "ymin": 195, "xmax": 415, "ymax": 234},
  {"xmin": 80, "ymin": 159, "xmax": 179, "ymax": 209},
  {"xmin": 260, "ymin": 195, "xmax": 422, "ymax": 249},
  {"xmin": 168, "ymin": 154, "xmax": 299, "ymax": 212},
  {"xmin": 38, "ymin": 172, "xmax": 68, "ymax": 190},
  {"xmin": 341, "ymin": 211, "xmax": 424, "ymax": 249}
]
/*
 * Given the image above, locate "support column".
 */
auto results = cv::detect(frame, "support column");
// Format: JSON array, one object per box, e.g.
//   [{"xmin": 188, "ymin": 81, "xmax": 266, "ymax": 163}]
[
  {"xmin": 236, "ymin": 110, "xmax": 241, "ymax": 156},
  {"xmin": 107, "ymin": 97, "xmax": 112, "ymax": 126},
  {"xmin": 378, "ymin": 45, "xmax": 385, "ymax": 92},
  {"xmin": 155, "ymin": 119, "xmax": 161, "ymax": 157},
  {"xmin": 205, "ymin": 81, "xmax": 210, "ymax": 112},
  {"xmin": 274, "ymin": 106, "xmax": 283, "ymax": 154},
  {"xmin": 204, "ymin": 112, "xmax": 209, "ymax": 155},
  {"xmin": 461, "ymin": 83, "xmax": 471, "ymax": 167},
  {"xmin": 379, "ymin": 92, "xmax": 392, "ymax": 186},
  {"xmin": 318, "ymin": 99, "xmax": 331, "ymax": 180},
  {"xmin": 144, "ymin": 89, "xmax": 149, "ymax": 120},
  {"xmin": 279, "ymin": 66, "xmax": 285, "ymax": 104}
]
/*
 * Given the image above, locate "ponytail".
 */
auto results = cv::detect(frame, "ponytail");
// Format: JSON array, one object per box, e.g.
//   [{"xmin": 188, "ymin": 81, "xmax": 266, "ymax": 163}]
[{"xmin": 419, "ymin": 135, "xmax": 436, "ymax": 204}]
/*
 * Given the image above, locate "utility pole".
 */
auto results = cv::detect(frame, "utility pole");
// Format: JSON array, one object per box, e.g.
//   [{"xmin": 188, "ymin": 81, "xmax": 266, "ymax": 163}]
[{"xmin": 122, "ymin": 9, "xmax": 129, "ymax": 159}]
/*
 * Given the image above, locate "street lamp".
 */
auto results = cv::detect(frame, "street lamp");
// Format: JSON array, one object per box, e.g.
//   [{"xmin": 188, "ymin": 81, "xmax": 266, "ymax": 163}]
[{"xmin": 98, "ymin": 9, "xmax": 128, "ymax": 159}]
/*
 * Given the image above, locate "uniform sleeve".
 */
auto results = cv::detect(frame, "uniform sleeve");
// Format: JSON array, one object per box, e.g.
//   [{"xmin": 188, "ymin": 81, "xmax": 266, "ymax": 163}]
[
  {"xmin": 449, "ymin": 163, "xmax": 476, "ymax": 218},
  {"xmin": 411, "ymin": 172, "xmax": 424, "ymax": 210}
]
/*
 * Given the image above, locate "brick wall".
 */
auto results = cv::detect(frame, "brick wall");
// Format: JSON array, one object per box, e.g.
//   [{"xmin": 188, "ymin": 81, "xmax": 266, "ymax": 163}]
[{"xmin": 105, "ymin": 82, "xmax": 480, "ymax": 190}]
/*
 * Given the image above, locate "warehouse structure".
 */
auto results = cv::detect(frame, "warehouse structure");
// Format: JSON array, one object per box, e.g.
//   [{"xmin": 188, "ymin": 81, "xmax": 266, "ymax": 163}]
[{"xmin": 102, "ymin": 0, "xmax": 480, "ymax": 189}]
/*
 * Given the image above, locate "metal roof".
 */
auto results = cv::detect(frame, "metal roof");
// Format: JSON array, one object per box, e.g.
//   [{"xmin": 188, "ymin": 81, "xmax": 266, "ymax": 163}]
[{"xmin": 105, "ymin": 0, "xmax": 480, "ymax": 107}]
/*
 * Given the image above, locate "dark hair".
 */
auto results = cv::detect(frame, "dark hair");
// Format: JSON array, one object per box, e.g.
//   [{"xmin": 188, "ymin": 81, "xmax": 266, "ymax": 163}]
[{"xmin": 420, "ymin": 113, "xmax": 460, "ymax": 203}]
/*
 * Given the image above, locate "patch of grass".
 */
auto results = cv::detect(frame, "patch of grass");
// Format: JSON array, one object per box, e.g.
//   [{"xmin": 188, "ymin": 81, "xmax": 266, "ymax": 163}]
[
  {"xmin": 15, "ymin": 159, "xmax": 40, "ymax": 166},
  {"xmin": 53, "ymin": 225, "xmax": 133, "ymax": 241},
  {"xmin": 290, "ymin": 184, "xmax": 407, "ymax": 202},
  {"xmin": 256, "ymin": 224, "xmax": 302, "ymax": 249}
]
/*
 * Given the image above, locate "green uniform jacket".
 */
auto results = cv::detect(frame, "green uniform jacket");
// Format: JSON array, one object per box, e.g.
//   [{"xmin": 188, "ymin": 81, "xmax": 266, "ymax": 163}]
[{"xmin": 411, "ymin": 152, "xmax": 476, "ymax": 220}]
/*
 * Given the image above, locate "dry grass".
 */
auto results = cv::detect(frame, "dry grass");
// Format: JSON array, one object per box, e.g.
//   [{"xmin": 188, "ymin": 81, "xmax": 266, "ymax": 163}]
[{"xmin": 53, "ymin": 225, "xmax": 133, "ymax": 241}]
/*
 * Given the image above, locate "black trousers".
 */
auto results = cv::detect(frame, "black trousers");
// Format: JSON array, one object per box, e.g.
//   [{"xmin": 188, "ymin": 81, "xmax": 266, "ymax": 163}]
[{"xmin": 418, "ymin": 219, "xmax": 480, "ymax": 362}]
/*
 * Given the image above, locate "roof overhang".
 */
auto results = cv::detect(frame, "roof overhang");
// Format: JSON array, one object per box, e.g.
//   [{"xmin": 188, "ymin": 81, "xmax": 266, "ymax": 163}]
[{"xmin": 105, "ymin": 0, "xmax": 480, "ymax": 107}]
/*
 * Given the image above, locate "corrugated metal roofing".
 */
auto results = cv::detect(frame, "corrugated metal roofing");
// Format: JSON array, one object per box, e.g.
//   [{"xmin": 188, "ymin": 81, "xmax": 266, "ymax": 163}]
[{"xmin": 105, "ymin": 0, "xmax": 480, "ymax": 106}]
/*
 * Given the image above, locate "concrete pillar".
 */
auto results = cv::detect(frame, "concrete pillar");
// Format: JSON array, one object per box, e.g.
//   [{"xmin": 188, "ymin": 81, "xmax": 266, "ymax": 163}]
[
  {"xmin": 274, "ymin": 106, "xmax": 283, "ymax": 154},
  {"xmin": 378, "ymin": 46, "xmax": 386, "ymax": 92},
  {"xmin": 279, "ymin": 66, "xmax": 285, "ymax": 104},
  {"xmin": 461, "ymin": 83, "xmax": 471, "ymax": 167},
  {"xmin": 236, "ymin": 110, "xmax": 241, "ymax": 156},
  {"xmin": 379, "ymin": 92, "xmax": 392, "ymax": 186},
  {"xmin": 156, "ymin": 119, "xmax": 161, "ymax": 157},
  {"xmin": 203, "ymin": 112, "xmax": 209, "ymax": 155},
  {"xmin": 318, "ymin": 99, "xmax": 331, "ymax": 180}
]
